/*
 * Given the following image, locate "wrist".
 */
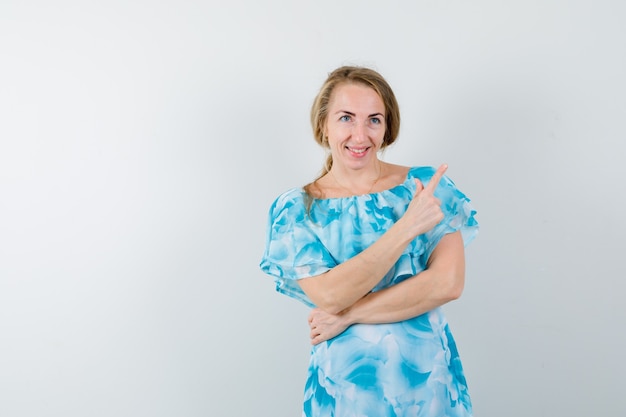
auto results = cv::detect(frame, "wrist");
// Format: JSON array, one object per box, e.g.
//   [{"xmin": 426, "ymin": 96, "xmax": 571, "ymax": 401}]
[
  {"xmin": 340, "ymin": 304, "xmax": 357, "ymax": 327},
  {"xmin": 341, "ymin": 294, "xmax": 368, "ymax": 326},
  {"xmin": 388, "ymin": 218, "xmax": 415, "ymax": 247}
]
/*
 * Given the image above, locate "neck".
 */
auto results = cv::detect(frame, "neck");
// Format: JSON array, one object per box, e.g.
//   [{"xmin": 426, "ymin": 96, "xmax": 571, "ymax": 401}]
[{"xmin": 330, "ymin": 161, "xmax": 383, "ymax": 195}]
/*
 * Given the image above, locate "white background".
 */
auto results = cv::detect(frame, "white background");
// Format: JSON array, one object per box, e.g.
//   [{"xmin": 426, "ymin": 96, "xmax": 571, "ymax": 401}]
[{"xmin": 1, "ymin": 1, "xmax": 624, "ymax": 416}]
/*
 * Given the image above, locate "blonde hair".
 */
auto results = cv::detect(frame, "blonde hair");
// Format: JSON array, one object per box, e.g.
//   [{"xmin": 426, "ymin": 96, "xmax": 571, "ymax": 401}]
[{"xmin": 309, "ymin": 66, "xmax": 401, "ymax": 180}]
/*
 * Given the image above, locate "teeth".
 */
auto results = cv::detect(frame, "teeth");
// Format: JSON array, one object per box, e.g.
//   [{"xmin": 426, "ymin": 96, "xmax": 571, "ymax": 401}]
[{"xmin": 348, "ymin": 147, "xmax": 367, "ymax": 154}]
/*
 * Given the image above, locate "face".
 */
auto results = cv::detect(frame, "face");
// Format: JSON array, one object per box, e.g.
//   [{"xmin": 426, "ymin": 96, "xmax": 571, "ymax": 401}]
[{"xmin": 324, "ymin": 83, "xmax": 386, "ymax": 171}]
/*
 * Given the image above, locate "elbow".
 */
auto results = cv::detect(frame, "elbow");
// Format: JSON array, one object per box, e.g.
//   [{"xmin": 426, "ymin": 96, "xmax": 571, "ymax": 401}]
[
  {"xmin": 440, "ymin": 271, "xmax": 465, "ymax": 302},
  {"xmin": 323, "ymin": 305, "xmax": 346, "ymax": 315},
  {"xmin": 314, "ymin": 297, "xmax": 349, "ymax": 315},
  {"xmin": 299, "ymin": 276, "xmax": 353, "ymax": 314},
  {"xmin": 447, "ymin": 279, "xmax": 464, "ymax": 301}
]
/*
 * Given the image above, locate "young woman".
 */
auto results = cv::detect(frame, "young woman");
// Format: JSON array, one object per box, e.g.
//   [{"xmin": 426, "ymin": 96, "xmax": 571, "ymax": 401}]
[{"xmin": 260, "ymin": 66, "xmax": 479, "ymax": 416}]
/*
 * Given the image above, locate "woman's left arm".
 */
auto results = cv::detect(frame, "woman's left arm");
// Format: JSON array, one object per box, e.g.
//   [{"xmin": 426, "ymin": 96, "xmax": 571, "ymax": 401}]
[{"xmin": 308, "ymin": 231, "xmax": 465, "ymax": 345}]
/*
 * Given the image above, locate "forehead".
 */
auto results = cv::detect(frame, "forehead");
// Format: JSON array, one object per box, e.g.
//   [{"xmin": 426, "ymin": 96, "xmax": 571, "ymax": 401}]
[{"xmin": 329, "ymin": 82, "xmax": 385, "ymax": 112}]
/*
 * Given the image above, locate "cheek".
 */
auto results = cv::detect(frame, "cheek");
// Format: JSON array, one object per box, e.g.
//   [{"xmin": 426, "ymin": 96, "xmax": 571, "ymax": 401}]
[
  {"xmin": 327, "ymin": 125, "xmax": 348, "ymax": 139},
  {"xmin": 375, "ymin": 128, "xmax": 386, "ymax": 142}
]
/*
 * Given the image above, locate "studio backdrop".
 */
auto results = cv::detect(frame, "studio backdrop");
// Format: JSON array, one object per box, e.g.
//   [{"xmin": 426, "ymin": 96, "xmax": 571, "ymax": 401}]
[{"xmin": 1, "ymin": 1, "xmax": 624, "ymax": 416}]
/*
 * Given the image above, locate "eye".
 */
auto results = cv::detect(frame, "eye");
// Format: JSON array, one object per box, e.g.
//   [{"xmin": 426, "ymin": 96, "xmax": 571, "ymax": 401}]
[
  {"xmin": 370, "ymin": 117, "xmax": 382, "ymax": 125},
  {"xmin": 339, "ymin": 115, "xmax": 351, "ymax": 122}
]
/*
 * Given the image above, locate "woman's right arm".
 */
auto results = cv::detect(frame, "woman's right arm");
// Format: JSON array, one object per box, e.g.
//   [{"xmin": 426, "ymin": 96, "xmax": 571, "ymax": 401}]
[{"xmin": 297, "ymin": 164, "xmax": 448, "ymax": 314}]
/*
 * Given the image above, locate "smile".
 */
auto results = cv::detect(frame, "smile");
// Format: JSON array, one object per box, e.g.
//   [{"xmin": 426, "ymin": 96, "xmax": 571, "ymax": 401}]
[{"xmin": 346, "ymin": 147, "xmax": 369, "ymax": 154}]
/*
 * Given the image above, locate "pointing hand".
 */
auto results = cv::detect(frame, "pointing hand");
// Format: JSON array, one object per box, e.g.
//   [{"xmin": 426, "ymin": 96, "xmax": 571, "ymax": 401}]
[{"xmin": 401, "ymin": 164, "xmax": 447, "ymax": 238}]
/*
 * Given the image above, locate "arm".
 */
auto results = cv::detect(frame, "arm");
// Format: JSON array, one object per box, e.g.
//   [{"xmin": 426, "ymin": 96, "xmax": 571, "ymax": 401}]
[
  {"xmin": 308, "ymin": 231, "xmax": 465, "ymax": 345},
  {"xmin": 298, "ymin": 165, "xmax": 449, "ymax": 315}
]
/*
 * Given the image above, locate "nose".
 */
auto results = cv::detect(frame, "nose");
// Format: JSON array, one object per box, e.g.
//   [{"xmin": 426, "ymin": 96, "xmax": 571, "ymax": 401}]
[{"xmin": 352, "ymin": 121, "xmax": 368, "ymax": 142}]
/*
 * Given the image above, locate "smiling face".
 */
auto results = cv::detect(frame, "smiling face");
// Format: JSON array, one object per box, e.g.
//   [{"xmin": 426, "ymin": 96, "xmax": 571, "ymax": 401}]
[{"xmin": 324, "ymin": 82, "xmax": 386, "ymax": 172}]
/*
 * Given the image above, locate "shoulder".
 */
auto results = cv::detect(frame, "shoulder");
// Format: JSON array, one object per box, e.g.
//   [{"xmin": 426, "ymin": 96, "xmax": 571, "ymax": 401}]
[
  {"xmin": 382, "ymin": 164, "xmax": 440, "ymax": 181},
  {"xmin": 267, "ymin": 187, "xmax": 309, "ymax": 220},
  {"xmin": 404, "ymin": 166, "xmax": 469, "ymax": 204},
  {"xmin": 407, "ymin": 166, "xmax": 458, "ymax": 187},
  {"xmin": 407, "ymin": 166, "xmax": 437, "ymax": 180}
]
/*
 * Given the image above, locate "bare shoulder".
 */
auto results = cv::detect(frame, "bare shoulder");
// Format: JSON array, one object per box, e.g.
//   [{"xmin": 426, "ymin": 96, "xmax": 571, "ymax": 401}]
[
  {"xmin": 304, "ymin": 174, "xmax": 334, "ymax": 199},
  {"xmin": 304, "ymin": 181, "xmax": 320, "ymax": 199},
  {"xmin": 378, "ymin": 162, "xmax": 411, "ymax": 189},
  {"xmin": 382, "ymin": 162, "xmax": 411, "ymax": 178}
]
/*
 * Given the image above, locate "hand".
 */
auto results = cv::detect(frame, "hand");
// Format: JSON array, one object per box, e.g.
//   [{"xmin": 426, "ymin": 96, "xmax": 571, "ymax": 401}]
[
  {"xmin": 401, "ymin": 164, "xmax": 447, "ymax": 238},
  {"xmin": 308, "ymin": 307, "xmax": 351, "ymax": 345}
]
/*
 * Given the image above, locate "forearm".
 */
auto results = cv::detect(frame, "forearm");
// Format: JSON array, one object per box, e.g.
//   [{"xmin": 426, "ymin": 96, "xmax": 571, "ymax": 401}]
[
  {"xmin": 299, "ymin": 219, "xmax": 415, "ymax": 314},
  {"xmin": 343, "ymin": 268, "xmax": 463, "ymax": 325},
  {"xmin": 308, "ymin": 229, "xmax": 465, "ymax": 345},
  {"xmin": 308, "ymin": 265, "xmax": 464, "ymax": 345},
  {"xmin": 343, "ymin": 231, "xmax": 465, "ymax": 325}
]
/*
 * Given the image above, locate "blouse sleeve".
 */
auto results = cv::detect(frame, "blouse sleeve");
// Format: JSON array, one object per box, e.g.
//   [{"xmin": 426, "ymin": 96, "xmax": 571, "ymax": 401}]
[
  {"xmin": 410, "ymin": 167, "xmax": 479, "ymax": 263},
  {"xmin": 259, "ymin": 190, "xmax": 337, "ymax": 307}
]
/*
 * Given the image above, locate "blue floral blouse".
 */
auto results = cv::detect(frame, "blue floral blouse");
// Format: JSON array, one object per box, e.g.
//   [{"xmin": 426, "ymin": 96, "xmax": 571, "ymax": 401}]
[{"xmin": 260, "ymin": 166, "xmax": 479, "ymax": 417}]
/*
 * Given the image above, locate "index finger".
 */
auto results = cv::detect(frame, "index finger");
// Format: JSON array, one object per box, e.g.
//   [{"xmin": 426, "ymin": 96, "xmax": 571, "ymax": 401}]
[{"xmin": 425, "ymin": 164, "xmax": 448, "ymax": 193}]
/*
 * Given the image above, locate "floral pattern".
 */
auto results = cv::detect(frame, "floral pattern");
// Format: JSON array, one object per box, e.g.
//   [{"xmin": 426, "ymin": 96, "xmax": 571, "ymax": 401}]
[{"xmin": 260, "ymin": 166, "xmax": 478, "ymax": 417}]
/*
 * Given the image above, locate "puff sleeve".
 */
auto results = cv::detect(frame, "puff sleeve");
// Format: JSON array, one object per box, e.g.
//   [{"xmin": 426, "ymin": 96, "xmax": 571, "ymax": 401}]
[{"xmin": 259, "ymin": 189, "xmax": 337, "ymax": 307}]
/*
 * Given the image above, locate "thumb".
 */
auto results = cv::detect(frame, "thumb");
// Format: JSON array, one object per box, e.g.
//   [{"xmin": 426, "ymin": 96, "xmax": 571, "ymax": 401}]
[{"xmin": 414, "ymin": 179, "xmax": 424, "ymax": 195}]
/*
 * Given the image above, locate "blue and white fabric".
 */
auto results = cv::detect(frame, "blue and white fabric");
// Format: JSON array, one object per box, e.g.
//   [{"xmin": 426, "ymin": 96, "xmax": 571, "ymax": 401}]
[{"xmin": 260, "ymin": 166, "xmax": 479, "ymax": 417}]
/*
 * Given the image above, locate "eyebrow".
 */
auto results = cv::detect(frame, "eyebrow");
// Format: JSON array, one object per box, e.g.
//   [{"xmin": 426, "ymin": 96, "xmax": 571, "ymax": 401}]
[{"xmin": 336, "ymin": 110, "xmax": 385, "ymax": 117}]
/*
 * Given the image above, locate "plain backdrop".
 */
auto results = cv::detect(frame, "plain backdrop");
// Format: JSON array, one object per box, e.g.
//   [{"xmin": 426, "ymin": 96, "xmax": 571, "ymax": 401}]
[{"xmin": 1, "ymin": 1, "xmax": 625, "ymax": 416}]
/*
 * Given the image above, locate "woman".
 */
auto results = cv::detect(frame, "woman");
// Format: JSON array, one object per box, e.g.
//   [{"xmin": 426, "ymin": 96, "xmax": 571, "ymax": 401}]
[{"xmin": 260, "ymin": 66, "xmax": 479, "ymax": 417}]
